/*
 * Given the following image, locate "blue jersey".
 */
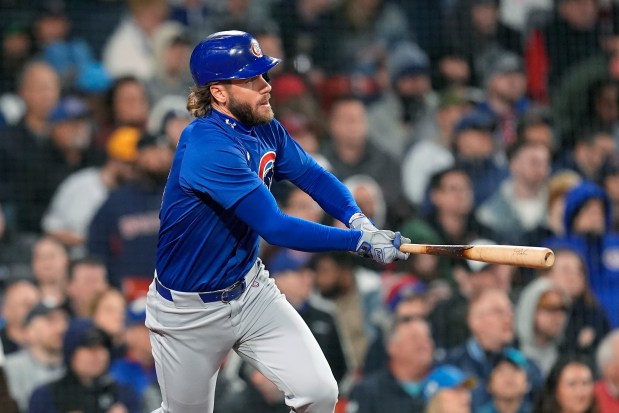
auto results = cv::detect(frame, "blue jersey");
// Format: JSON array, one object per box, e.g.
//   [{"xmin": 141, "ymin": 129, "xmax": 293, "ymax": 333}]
[{"xmin": 157, "ymin": 110, "xmax": 360, "ymax": 292}]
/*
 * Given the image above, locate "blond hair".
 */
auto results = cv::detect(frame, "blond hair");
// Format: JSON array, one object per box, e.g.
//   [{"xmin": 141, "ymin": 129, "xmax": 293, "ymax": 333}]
[{"xmin": 186, "ymin": 85, "xmax": 213, "ymax": 118}]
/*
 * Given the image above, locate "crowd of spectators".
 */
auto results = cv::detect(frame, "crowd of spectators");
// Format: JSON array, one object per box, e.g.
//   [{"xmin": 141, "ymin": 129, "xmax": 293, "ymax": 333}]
[{"xmin": 1, "ymin": 0, "xmax": 619, "ymax": 412}]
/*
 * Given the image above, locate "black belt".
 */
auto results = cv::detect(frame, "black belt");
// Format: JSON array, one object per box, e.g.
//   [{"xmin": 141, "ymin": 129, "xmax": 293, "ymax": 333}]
[{"xmin": 155, "ymin": 277, "xmax": 246, "ymax": 303}]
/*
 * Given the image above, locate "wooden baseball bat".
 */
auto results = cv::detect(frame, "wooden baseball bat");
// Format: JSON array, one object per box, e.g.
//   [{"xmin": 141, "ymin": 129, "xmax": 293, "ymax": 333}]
[{"xmin": 399, "ymin": 244, "xmax": 555, "ymax": 269}]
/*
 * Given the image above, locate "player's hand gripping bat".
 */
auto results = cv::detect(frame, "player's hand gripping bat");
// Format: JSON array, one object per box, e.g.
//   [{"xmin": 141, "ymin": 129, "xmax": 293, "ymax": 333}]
[{"xmin": 398, "ymin": 243, "xmax": 555, "ymax": 270}]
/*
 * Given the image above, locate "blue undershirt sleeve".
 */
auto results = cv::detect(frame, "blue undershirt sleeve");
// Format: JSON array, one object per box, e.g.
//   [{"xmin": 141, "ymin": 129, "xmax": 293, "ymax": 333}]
[
  {"xmin": 291, "ymin": 162, "xmax": 362, "ymax": 227},
  {"xmin": 233, "ymin": 184, "xmax": 361, "ymax": 252}
]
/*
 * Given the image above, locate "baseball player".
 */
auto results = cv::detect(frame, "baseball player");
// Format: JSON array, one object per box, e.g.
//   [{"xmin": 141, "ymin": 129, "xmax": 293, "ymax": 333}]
[{"xmin": 145, "ymin": 30, "xmax": 410, "ymax": 413}]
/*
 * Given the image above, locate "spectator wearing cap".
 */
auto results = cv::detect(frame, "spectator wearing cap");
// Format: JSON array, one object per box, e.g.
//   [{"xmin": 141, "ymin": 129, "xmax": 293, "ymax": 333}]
[
  {"xmin": 4, "ymin": 302, "xmax": 68, "ymax": 412},
  {"xmin": 476, "ymin": 50, "xmax": 530, "ymax": 147},
  {"xmin": 29, "ymin": 318, "xmax": 141, "ymax": 413},
  {"xmin": 0, "ymin": 61, "xmax": 60, "ymax": 234},
  {"xmin": 429, "ymin": 240, "xmax": 514, "ymax": 353},
  {"xmin": 422, "ymin": 365, "xmax": 476, "ymax": 413},
  {"xmin": 443, "ymin": 288, "xmax": 543, "ymax": 410},
  {"xmin": 42, "ymin": 126, "xmax": 140, "ymax": 257},
  {"xmin": 268, "ymin": 249, "xmax": 348, "ymax": 385},
  {"xmin": 367, "ymin": 41, "xmax": 438, "ymax": 161},
  {"xmin": 542, "ymin": 244, "xmax": 609, "ymax": 357},
  {"xmin": 362, "ymin": 286, "xmax": 430, "ymax": 375},
  {"xmin": 452, "ymin": 111, "xmax": 509, "ymax": 206},
  {"xmin": 40, "ymin": 93, "xmax": 95, "ymax": 162},
  {"xmin": 347, "ymin": 317, "xmax": 434, "ymax": 413},
  {"xmin": 0, "ymin": 280, "xmax": 41, "ymax": 355},
  {"xmin": 110, "ymin": 297, "xmax": 161, "ymax": 411},
  {"xmin": 476, "ymin": 139, "xmax": 551, "ymax": 244},
  {"xmin": 88, "ymin": 132, "xmax": 172, "ymax": 295},
  {"xmin": 515, "ymin": 278, "xmax": 571, "ymax": 377},
  {"xmin": 43, "ymin": 95, "xmax": 101, "ymax": 203},
  {"xmin": 148, "ymin": 23, "xmax": 193, "ymax": 104},
  {"xmin": 478, "ymin": 348, "xmax": 532, "ymax": 413},
  {"xmin": 400, "ymin": 87, "xmax": 473, "ymax": 208},
  {"xmin": 595, "ymin": 330, "xmax": 619, "ymax": 413}
]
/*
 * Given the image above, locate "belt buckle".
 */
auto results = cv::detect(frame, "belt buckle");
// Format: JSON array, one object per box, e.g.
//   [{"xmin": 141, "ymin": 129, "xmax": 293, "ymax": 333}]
[{"xmin": 220, "ymin": 280, "xmax": 242, "ymax": 303}]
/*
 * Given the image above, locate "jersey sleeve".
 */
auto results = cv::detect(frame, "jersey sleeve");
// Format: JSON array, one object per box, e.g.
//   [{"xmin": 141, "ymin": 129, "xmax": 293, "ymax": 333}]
[
  {"xmin": 233, "ymin": 183, "xmax": 361, "ymax": 252},
  {"xmin": 179, "ymin": 131, "xmax": 262, "ymax": 209}
]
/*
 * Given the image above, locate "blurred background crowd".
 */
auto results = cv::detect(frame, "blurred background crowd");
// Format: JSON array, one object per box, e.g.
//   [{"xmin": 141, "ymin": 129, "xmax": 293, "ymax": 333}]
[{"xmin": 1, "ymin": 0, "xmax": 619, "ymax": 412}]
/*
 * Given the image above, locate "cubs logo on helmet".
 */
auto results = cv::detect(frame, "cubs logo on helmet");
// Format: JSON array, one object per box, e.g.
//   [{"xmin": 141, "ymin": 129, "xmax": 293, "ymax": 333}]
[
  {"xmin": 250, "ymin": 39, "xmax": 263, "ymax": 57},
  {"xmin": 258, "ymin": 151, "xmax": 276, "ymax": 189}
]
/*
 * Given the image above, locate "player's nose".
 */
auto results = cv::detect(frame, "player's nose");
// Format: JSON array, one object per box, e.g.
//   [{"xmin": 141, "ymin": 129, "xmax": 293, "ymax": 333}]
[{"xmin": 259, "ymin": 75, "xmax": 272, "ymax": 92}]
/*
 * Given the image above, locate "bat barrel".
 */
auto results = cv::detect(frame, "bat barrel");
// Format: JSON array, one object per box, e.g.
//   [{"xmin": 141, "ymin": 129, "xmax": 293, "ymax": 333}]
[{"xmin": 399, "ymin": 244, "xmax": 555, "ymax": 270}]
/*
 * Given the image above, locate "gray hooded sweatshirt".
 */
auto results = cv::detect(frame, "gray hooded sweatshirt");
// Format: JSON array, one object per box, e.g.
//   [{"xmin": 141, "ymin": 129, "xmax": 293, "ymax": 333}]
[{"xmin": 515, "ymin": 277, "xmax": 569, "ymax": 377}]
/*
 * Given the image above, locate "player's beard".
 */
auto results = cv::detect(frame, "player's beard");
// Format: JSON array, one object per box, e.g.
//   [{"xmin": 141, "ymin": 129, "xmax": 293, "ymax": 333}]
[{"xmin": 228, "ymin": 94, "xmax": 273, "ymax": 126}]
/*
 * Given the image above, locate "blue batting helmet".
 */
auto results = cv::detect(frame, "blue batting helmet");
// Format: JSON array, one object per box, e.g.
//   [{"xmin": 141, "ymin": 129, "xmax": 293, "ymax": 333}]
[{"xmin": 190, "ymin": 30, "xmax": 281, "ymax": 87}]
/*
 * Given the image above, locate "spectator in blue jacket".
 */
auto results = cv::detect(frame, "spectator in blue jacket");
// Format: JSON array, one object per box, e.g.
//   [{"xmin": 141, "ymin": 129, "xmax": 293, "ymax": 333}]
[{"xmin": 544, "ymin": 181, "xmax": 619, "ymax": 327}]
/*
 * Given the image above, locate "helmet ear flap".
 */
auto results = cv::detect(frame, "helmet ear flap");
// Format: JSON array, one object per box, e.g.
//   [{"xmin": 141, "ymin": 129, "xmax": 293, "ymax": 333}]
[{"xmin": 190, "ymin": 30, "xmax": 281, "ymax": 86}]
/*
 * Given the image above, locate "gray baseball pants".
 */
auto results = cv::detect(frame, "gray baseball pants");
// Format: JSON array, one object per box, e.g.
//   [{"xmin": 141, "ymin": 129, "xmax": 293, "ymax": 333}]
[{"xmin": 145, "ymin": 260, "xmax": 338, "ymax": 413}]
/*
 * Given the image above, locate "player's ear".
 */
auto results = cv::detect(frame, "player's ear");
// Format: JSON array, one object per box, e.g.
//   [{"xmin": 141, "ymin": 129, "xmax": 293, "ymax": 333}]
[{"xmin": 210, "ymin": 84, "xmax": 227, "ymax": 104}]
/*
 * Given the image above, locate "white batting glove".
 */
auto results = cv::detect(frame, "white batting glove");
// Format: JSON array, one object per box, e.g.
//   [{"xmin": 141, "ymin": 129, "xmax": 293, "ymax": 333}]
[
  {"xmin": 355, "ymin": 229, "xmax": 411, "ymax": 264},
  {"xmin": 348, "ymin": 213, "xmax": 378, "ymax": 231}
]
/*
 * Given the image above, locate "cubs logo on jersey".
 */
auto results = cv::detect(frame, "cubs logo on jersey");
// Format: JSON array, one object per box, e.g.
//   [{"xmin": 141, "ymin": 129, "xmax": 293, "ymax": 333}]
[{"xmin": 258, "ymin": 151, "xmax": 276, "ymax": 189}]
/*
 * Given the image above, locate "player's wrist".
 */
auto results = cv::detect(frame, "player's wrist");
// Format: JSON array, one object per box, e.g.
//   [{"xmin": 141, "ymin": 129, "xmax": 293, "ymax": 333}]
[
  {"xmin": 348, "ymin": 213, "xmax": 377, "ymax": 231},
  {"xmin": 348, "ymin": 212, "xmax": 365, "ymax": 228}
]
